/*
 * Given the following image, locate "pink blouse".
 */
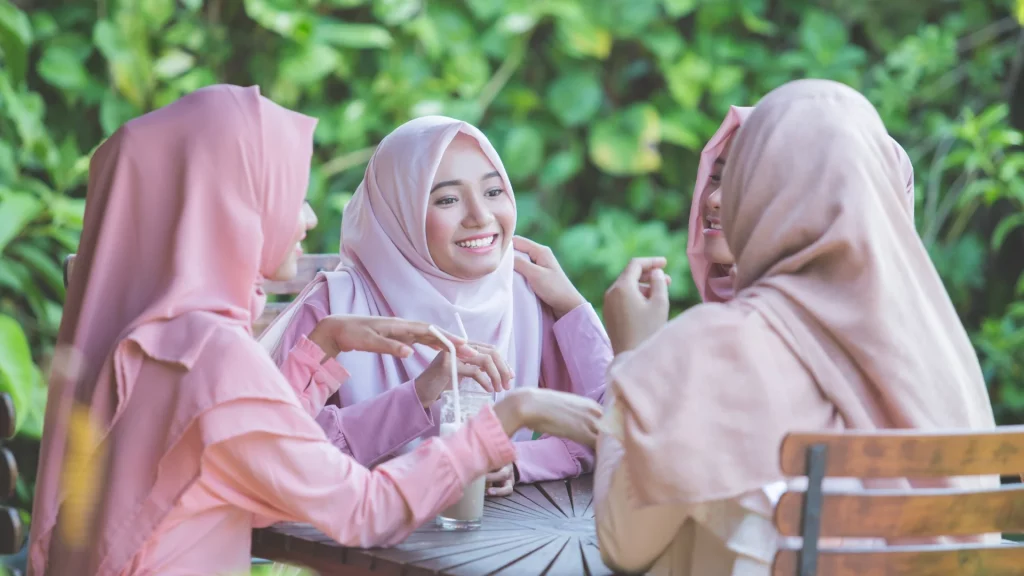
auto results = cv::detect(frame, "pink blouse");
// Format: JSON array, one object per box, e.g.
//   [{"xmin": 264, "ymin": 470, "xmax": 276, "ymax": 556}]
[
  {"xmin": 271, "ymin": 283, "xmax": 612, "ymax": 483},
  {"xmin": 126, "ymin": 339, "xmax": 516, "ymax": 575}
]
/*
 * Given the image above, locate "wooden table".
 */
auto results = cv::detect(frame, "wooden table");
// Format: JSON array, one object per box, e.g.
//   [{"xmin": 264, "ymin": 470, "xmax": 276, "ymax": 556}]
[{"xmin": 252, "ymin": 475, "xmax": 614, "ymax": 575}]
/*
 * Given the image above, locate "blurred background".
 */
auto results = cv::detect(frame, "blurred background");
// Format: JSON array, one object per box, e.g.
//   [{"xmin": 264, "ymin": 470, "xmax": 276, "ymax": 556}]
[{"xmin": 1, "ymin": 0, "xmax": 1023, "ymax": 528}]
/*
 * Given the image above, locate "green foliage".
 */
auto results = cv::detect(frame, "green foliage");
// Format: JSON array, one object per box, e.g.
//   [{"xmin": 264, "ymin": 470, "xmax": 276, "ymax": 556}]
[{"xmin": 1, "ymin": 0, "xmax": 1023, "ymax": 521}]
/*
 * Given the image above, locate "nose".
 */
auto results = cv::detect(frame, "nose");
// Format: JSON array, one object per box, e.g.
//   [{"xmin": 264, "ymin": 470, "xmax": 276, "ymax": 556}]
[
  {"xmin": 461, "ymin": 193, "xmax": 494, "ymax": 228},
  {"xmin": 302, "ymin": 202, "xmax": 318, "ymax": 232},
  {"xmin": 706, "ymin": 187, "xmax": 722, "ymax": 213}
]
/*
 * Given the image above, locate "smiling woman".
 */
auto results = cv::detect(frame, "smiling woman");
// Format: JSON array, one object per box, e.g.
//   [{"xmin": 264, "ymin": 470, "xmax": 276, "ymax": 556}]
[{"xmin": 259, "ymin": 115, "xmax": 613, "ymax": 496}]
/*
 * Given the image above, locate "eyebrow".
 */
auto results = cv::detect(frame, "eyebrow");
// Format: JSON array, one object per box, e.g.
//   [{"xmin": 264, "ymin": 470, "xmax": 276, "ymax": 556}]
[
  {"xmin": 714, "ymin": 158, "xmax": 727, "ymax": 166},
  {"xmin": 429, "ymin": 171, "xmax": 503, "ymax": 194}
]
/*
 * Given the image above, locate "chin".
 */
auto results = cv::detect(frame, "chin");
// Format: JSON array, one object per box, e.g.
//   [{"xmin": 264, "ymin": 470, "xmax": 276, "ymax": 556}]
[{"xmin": 268, "ymin": 262, "xmax": 298, "ymax": 282}]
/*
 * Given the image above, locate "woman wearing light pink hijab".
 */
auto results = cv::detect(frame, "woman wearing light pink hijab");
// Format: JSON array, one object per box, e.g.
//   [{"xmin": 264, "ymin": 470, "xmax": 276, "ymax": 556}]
[
  {"xmin": 592, "ymin": 80, "xmax": 997, "ymax": 575},
  {"xmin": 28, "ymin": 86, "xmax": 600, "ymax": 576},
  {"xmin": 687, "ymin": 106, "xmax": 917, "ymax": 305},
  {"xmin": 262, "ymin": 116, "xmax": 612, "ymax": 495}
]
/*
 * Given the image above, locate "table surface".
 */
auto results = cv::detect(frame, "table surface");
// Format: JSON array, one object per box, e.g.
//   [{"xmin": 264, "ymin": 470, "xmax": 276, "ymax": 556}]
[{"xmin": 252, "ymin": 474, "xmax": 614, "ymax": 575}]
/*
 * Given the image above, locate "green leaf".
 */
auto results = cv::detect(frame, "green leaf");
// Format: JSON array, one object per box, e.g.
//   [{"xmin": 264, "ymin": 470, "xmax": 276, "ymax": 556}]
[
  {"xmin": 992, "ymin": 213, "xmax": 1024, "ymax": 251},
  {"xmin": 0, "ymin": 0, "xmax": 33, "ymax": 87},
  {"xmin": 37, "ymin": 44, "xmax": 89, "ymax": 92},
  {"xmin": 140, "ymin": 0, "xmax": 176, "ymax": 31},
  {"xmin": 244, "ymin": 0, "xmax": 316, "ymax": 41},
  {"xmin": 662, "ymin": 0, "xmax": 698, "ymax": 18},
  {"xmin": 555, "ymin": 16, "xmax": 612, "ymax": 59},
  {"xmin": 665, "ymin": 52, "xmax": 711, "ymax": 108},
  {"xmin": 373, "ymin": 0, "xmax": 422, "ymax": 26},
  {"xmin": 9, "ymin": 242, "xmax": 64, "ymax": 298},
  {"xmin": 0, "ymin": 314, "xmax": 41, "ymax": 436},
  {"xmin": 278, "ymin": 43, "xmax": 342, "ymax": 85},
  {"xmin": 546, "ymin": 71, "xmax": 603, "ymax": 127},
  {"xmin": 153, "ymin": 48, "xmax": 195, "ymax": 80},
  {"xmin": 315, "ymin": 18, "xmax": 393, "ymax": 50},
  {"xmin": 99, "ymin": 91, "xmax": 141, "ymax": 136},
  {"xmin": 502, "ymin": 125, "xmax": 545, "ymax": 181},
  {"xmin": 538, "ymin": 147, "xmax": 583, "ymax": 189},
  {"xmin": 588, "ymin": 105, "xmax": 662, "ymax": 176},
  {"xmin": 0, "ymin": 191, "xmax": 44, "ymax": 253}
]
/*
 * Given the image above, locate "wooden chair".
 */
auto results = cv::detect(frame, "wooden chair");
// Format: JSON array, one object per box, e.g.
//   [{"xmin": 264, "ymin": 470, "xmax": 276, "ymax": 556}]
[
  {"xmin": 772, "ymin": 427, "xmax": 1024, "ymax": 576},
  {"xmin": 0, "ymin": 392, "xmax": 23, "ymax": 567},
  {"xmin": 62, "ymin": 253, "xmax": 340, "ymax": 337}
]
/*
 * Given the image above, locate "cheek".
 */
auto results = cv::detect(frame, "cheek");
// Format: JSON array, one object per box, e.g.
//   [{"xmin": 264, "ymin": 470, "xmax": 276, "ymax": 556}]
[
  {"xmin": 425, "ymin": 207, "xmax": 458, "ymax": 258},
  {"xmin": 495, "ymin": 196, "xmax": 516, "ymax": 235}
]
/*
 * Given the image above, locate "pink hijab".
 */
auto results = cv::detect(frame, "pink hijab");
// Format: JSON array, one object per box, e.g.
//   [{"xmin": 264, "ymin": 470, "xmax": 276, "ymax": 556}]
[
  {"xmin": 262, "ymin": 116, "xmax": 543, "ymax": 438},
  {"xmin": 29, "ymin": 85, "xmax": 318, "ymax": 575},
  {"xmin": 613, "ymin": 79, "xmax": 995, "ymax": 505},
  {"xmin": 687, "ymin": 107, "xmax": 917, "ymax": 303}
]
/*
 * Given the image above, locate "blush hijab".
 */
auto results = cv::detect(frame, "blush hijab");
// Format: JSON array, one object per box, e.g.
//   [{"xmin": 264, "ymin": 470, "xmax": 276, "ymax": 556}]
[{"xmin": 687, "ymin": 106, "xmax": 918, "ymax": 303}]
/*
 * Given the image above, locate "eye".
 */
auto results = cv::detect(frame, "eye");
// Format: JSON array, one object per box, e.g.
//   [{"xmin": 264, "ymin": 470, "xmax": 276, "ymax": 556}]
[
  {"xmin": 485, "ymin": 187, "xmax": 505, "ymax": 197},
  {"xmin": 434, "ymin": 196, "xmax": 457, "ymax": 206},
  {"xmin": 709, "ymin": 174, "xmax": 722, "ymax": 184}
]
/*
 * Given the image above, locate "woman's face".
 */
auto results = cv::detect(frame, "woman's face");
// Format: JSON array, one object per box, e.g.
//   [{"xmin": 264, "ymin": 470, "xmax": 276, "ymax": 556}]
[
  {"xmin": 269, "ymin": 201, "xmax": 318, "ymax": 281},
  {"xmin": 700, "ymin": 137, "xmax": 736, "ymax": 267},
  {"xmin": 425, "ymin": 134, "xmax": 515, "ymax": 280}
]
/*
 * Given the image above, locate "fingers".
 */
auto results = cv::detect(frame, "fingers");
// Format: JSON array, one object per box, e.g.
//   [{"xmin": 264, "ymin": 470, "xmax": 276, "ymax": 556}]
[
  {"xmin": 617, "ymin": 257, "xmax": 668, "ymax": 285},
  {"xmin": 649, "ymin": 268, "xmax": 669, "ymax": 302},
  {"xmin": 512, "ymin": 236, "xmax": 554, "ymax": 266},
  {"xmin": 457, "ymin": 360, "xmax": 495, "ymax": 393},
  {"xmin": 386, "ymin": 320, "xmax": 465, "ymax": 351},
  {"xmin": 638, "ymin": 270, "xmax": 672, "ymax": 285},
  {"xmin": 485, "ymin": 464, "xmax": 513, "ymax": 484},
  {"xmin": 365, "ymin": 334, "xmax": 415, "ymax": 358},
  {"xmin": 471, "ymin": 343, "xmax": 514, "ymax": 390},
  {"xmin": 513, "ymin": 252, "xmax": 545, "ymax": 281},
  {"xmin": 487, "ymin": 477, "xmax": 514, "ymax": 497},
  {"xmin": 460, "ymin": 351, "xmax": 500, "ymax": 393}
]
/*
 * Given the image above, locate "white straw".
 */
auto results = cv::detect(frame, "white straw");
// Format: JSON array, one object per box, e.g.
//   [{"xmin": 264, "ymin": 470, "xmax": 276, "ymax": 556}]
[{"xmin": 429, "ymin": 325, "xmax": 461, "ymax": 427}]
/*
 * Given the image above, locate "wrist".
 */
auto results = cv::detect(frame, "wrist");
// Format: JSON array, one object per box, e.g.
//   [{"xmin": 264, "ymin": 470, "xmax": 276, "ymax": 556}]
[
  {"xmin": 552, "ymin": 294, "xmax": 586, "ymax": 320},
  {"xmin": 494, "ymin": 389, "xmax": 530, "ymax": 437},
  {"xmin": 308, "ymin": 322, "xmax": 339, "ymax": 361}
]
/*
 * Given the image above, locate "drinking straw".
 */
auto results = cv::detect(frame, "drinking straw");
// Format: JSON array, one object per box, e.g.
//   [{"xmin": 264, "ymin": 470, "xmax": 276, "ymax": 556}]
[{"xmin": 428, "ymin": 325, "xmax": 461, "ymax": 427}]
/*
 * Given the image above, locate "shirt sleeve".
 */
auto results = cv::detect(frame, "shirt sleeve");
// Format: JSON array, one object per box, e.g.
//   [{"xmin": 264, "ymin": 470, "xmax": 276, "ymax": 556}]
[
  {"xmin": 200, "ymin": 401, "xmax": 517, "ymax": 548},
  {"xmin": 594, "ymin": 399, "xmax": 688, "ymax": 574},
  {"xmin": 515, "ymin": 303, "xmax": 611, "ymax": 484},
  {"xmin": 278, "ymin": 335, "xmax": 349, "ymax": 419},
  {"xmin": 315, "ymin": 380, "xmax": 435, "ymax": 466}
]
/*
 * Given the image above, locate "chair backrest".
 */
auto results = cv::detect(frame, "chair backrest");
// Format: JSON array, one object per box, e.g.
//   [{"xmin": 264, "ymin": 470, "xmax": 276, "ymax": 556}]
[
  {"xmin": 0, "ymin": 393, "xmax": 21, "ymax": 557},
  {"xmin": 772, "ymin": 427, "xmax": 1024, "ymax": 576},
  {"xmin": 62, "ymin": 253, "xmax": 340, "ymax": 337}
]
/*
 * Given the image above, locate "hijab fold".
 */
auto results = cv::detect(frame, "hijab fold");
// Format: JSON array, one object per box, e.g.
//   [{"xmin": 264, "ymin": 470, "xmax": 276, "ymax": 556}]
[
  {"xmin": 29, "ymin": 85, "xmax": 318, "ymax": 575},
  {"xmin": 617, "ymin": 80, "xmax": 995, "ymax": 506}
]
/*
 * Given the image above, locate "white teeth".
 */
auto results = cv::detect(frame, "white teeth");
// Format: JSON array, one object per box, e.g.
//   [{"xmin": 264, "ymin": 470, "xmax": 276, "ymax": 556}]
[
  {"xmin": 456, "ymin": 235, "xmax": 496, "ymax": 248},
  {"xmin": 710, "ymin": 223, "xmax": 722, "ymax": 230}
]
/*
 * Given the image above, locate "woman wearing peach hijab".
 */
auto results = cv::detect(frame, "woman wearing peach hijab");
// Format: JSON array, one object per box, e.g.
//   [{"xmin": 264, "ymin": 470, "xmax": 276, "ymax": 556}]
[
  {"xmin": 261, "ymin": 116, "xmax": 611, "ymax": 495},
  {"xmin": 28, "ymin": 85, "xmax": 601, "ymax": 576},
  {"xmin": 592, "ymin": 80, "xmax": 996, "ymax": 575}
]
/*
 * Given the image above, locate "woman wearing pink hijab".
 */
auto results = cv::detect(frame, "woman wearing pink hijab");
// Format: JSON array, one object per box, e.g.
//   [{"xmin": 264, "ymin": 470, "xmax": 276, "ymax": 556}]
[
  {"xmin": 592, "ymin": 80, "xmax": 996, "ymax": 575},
  {"xmin": 28, "ymin": 86, "xmax": 601, "ymax": 576},
  {"xmin": 687, "ymin": 106, "xmax": 917, "ymax": 305},
  {"xmin": 262, "ymin": 116, "xmax": 612, "ymax": 495}
]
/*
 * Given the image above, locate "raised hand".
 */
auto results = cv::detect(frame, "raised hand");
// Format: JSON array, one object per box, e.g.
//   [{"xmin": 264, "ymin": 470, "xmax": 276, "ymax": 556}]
[
  {"xmin": 414, "ymin": 342, "xmax": 514, "ymax": 407},
  {"xmin": 512, "ymin": 236, "xmax": 586, "ymax": 319},
  {"xmin": 603, "ymin": 257, "xmax": 671, "ymax": 355}
]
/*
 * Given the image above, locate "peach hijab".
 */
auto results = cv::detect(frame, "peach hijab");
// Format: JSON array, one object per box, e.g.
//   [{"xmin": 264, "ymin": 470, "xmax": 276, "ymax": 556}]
[
  {"xmin": 614, "ymin": 79, "xmax": 996, "ymax": 505},
  {"xmin": 687, "ymin": 106, "xmax": 917, "ymax": 303},
  {"xmin": 29, "ymin": 85, "xmax": 318, "ymax": 574}
]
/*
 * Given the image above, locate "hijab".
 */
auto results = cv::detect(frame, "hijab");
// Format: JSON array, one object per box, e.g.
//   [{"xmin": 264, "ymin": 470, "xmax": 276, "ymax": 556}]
[
  {"xmin": 29, "ymin": 85, "xmax": 318, "ymax": 575},
  {"xmin": 687, "ymin": 107, "xmax": 918, "ymax": 303}
]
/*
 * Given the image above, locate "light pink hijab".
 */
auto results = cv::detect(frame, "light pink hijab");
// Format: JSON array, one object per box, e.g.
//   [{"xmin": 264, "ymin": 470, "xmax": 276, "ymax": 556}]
[
  {"xmin": 262, "ymin": 116, "xmax": 543, "ymax": 438},
  {"xmin": 687, "ymin": 106, "xmax": 918, "ymax": 303},
  {"xmin": 29, "ymin": 85, "xmax": 318, "ymax": 575},
  {"xmin": 613, "ymin": 79, "xmax": 996, "ymax": 505}
]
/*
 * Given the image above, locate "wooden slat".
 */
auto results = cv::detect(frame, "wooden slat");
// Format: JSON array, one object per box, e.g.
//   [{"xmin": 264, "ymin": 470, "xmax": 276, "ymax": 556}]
[
  {"xmin": 63, "ymin": 253, "xmax": 340, "ymax": 295},
  {"xmin": 0, "ymin": 448, "xmax": 16, "ymax": 502},
  {"xmin": 772, "ymin": 542, "xmax": 1024, "ymax": 576},
  {"xmin": 0, "ymin": 506, "xmax": 22, "ymax": 556},
  {"xmin": 775, "ymin": 484, "xmax": 1024, "ymax": 538},
  {"xmin": 0, "ymin": 393, "xmax": 14, "ymax": 440},
  {"xmin": 779, "ymin": 428, "xmax": 1024, "ymax": 478}
]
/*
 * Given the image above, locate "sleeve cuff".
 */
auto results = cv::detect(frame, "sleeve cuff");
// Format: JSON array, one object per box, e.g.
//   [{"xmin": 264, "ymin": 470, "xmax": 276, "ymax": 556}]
[
  {"xmin": 295, "ymin": 335, "xmax": 350, "ymax": 389},
  {"xmin": 444, "ymin": 405, "xmax": 516, "ymax": 484}
]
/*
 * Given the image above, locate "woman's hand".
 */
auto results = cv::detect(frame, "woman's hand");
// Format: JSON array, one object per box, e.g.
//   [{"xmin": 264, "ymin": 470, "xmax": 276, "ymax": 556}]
[
  {"xmin": 486, "ymin": 464, "xmax": 515, "ymax": 497},
  {"xmin": 603, "ymin": 257, "xmax": 671, "ymax": 356},
  {"xmin": 308, "ymin": 316, "xmax": 467, "ymax": 363},
  {"xmin": 493, "ymin": 388, "xmax": 603, "ymax": 448},
  {"xmin": 414, "ymin": 343, "xmax": 514, "ymax": 407},
  {"xmin": 512, "ymin": 236, "xmax": 586, "ymax": 319}
]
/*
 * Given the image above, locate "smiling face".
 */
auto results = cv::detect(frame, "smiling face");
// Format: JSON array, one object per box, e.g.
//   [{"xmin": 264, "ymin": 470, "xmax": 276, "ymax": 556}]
[
  {"xmin": 700, "ymin": 137, "xmax": 736, "ymax": 267},
  {"xmin": 425, "ymin": 133, "xmax": 515, "ymax": 280},
  {"xmin": 268, "ymin": 201, "xmax": 318, "ymax": 281}
]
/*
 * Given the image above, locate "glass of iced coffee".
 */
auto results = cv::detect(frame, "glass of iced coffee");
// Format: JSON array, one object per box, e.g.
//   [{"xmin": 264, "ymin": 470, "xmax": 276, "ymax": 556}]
[{"xmin": 436, "ymin": 388, "xmax": 494, "ymax": 530}]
